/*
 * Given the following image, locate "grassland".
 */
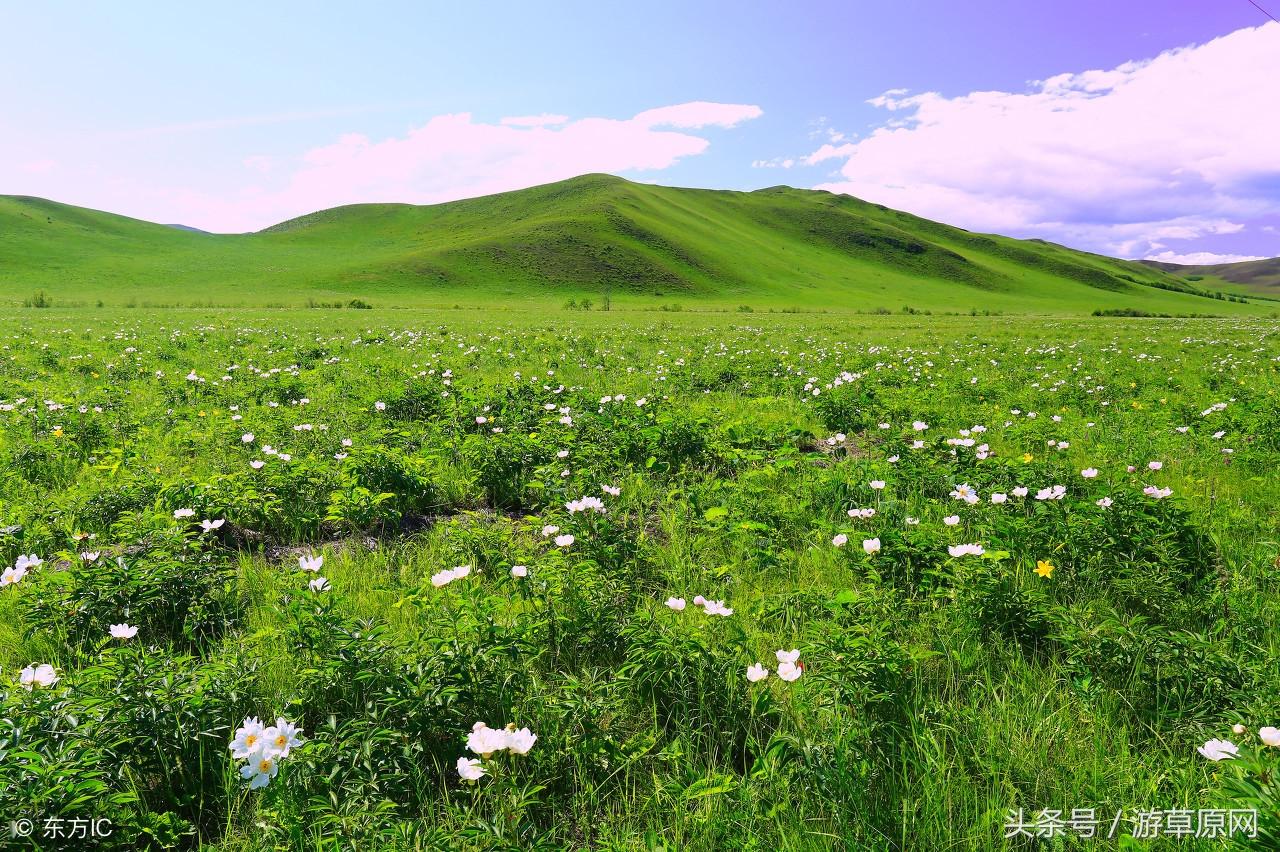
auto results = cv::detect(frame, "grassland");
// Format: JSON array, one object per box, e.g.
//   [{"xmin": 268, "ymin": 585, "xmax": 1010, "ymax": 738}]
[
  {"xmin": 0, "ymin": 307, "xmax": 1278, "ymax": 850},
  {"xmin": 0, "ymin": 175, "xmax": 1269, "ymax": 315}
]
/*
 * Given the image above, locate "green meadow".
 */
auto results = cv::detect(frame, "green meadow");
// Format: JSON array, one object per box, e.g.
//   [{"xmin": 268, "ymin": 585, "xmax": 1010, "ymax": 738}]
[{"xmin": 0, "ymin": 307, "xmax": 1277, "ymax": 849}]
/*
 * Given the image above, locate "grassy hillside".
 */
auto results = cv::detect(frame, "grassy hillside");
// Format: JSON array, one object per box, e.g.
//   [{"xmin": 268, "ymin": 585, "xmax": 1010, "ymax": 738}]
[
  {"xmin": 1143, "ymin": 256, "xmax": 1280, "ymax": 298},
  {"xmin": 0, "ymin": 174, "xmax": 1267, "ymax": 314}
]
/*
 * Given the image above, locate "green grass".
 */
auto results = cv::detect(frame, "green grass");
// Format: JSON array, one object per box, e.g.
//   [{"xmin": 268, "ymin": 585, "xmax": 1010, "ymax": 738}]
[
  {"xmin": 1, "ymin": 308, "xmax": 1278, "ymax": 849},
  {"xmin": 0, "ymin": 174, "xmax": 1268, "ymax": 315}
]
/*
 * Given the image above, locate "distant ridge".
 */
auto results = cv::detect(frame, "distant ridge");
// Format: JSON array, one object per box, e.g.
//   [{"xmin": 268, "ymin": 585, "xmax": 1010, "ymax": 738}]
[
  {"xmin": 1142, "ymin": 257, "xmax": 1280, "ymax": 296},
  {"xmin": 0, "ymin": 174, "xmax": 1266, "ymax": 313}
]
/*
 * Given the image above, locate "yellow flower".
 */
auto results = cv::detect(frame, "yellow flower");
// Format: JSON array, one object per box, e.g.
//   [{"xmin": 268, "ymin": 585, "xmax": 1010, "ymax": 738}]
[
  {"xmin": 1022, "ymin": 453, "xmax": 1034, "ymax": 463},
  {"xmin": 52, "ymin": 427, "xmax": 63, "ymax": 437},
  {"xmin": 1034, "ymin": 560, "xmax": 1055, "ymax": 578}
]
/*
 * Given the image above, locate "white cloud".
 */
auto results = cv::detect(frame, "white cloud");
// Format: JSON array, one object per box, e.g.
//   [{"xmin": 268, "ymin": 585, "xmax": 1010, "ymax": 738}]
[
  {"xmin": 751, "ymin": 156, "xmax": 795, "ymax": 169},
  {"xmin": 812, "ymin": 22, "xmax": 1280, "ymax": 257},
  {"xmin": 1145, "ymin": 250, "xmax": 1266, "ymax": 265},
  {"xmin": 633, "ymin": 101, "xmax": 763, "ymax": 129},
  {"xmin": 804, "ymin": 143, "xmax": 857, "ymax": 166}
]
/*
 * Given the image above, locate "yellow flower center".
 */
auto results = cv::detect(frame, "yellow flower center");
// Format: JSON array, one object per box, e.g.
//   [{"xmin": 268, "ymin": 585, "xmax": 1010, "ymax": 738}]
[{"xmin": 259, "ymin": 759, "xmax": 272, "ymax": 773}]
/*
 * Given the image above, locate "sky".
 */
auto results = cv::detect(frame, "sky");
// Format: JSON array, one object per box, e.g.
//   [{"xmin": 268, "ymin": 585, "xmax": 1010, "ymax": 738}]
[{"xmin": 2, "ymin": 1, "xmax": 1278, "ymax": 262}]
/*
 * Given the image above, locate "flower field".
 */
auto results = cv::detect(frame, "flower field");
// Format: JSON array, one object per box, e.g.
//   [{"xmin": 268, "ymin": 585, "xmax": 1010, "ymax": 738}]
[{"xmin": 1, "ymin": 310, "xmax": 1278, "ymax": 850}]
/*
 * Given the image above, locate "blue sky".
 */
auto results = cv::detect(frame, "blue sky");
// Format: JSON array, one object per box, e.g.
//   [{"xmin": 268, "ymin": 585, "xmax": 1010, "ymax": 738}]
[{"xmin": 3, "ymin": 1, "xmax": 1277, "ymax": 261}]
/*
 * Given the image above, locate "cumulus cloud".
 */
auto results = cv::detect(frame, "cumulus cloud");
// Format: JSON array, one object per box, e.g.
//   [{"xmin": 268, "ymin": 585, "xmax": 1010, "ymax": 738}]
[
  {"xmin": 1145, "ymin": 250, "xmax": 1266, "ymax": 265},
  {"xmin": 812, "ymin": 23, "xmax": 1280, "ymax": 257}
]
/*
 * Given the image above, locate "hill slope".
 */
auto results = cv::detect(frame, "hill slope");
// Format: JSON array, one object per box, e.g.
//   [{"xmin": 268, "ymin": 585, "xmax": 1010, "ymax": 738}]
[
  {"xmin": 1142, "ymin": 257, "xmax": 1280, "ymax": 298},
  {"xmin": 0, "ymin": 174, "xmax": 1265, "ymax": 314}
]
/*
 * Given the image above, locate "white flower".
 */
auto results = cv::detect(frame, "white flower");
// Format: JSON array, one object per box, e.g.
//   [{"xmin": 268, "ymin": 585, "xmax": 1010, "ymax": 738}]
[
  {"xmin": 554, "ymin": 534, "xmax": 575, "ymax": 548},
  {"xmin": 692, "ymin": 595, "xmax": 707, "ymax": 606},
  {"xmin": 467, "ymin": 722, "xmax": 509, "ymax": 758},
  {"xmin": 250, "ymin": 460, "xmax": 266, "ymax": 470},
  {"xmin": 566, "ymin": 496, "xmax": 606, "ymax": 514},
  {"xmin": 81, "ymin": 551, "xmax": 100, "ymax": 562},
  {"xmin": 510, "ymin": 565, "xmax": 528, "ymax": 578},
  {"xmin": 1035, "ymin": 485, "xmax": 1067, "ymax": 501},
  {"xmin": 602, "ymin": 484, "xmax": 621, "ymax": 496},
  {"xmin": 776, "ymin": 662, "xmax": 803, "ymax": 682},
  {"xmin": 298, "ymin": 554, "xmax": 323, "ymax": 572},
  {"xmin": 457, "ymin": 756, "xmax": 487, "ymax": 782},
  {"xmin": 943, "ymin": 515, "xmax": 960, "ymax": 527},
  {"xmin": 665, "ymin": 597, "xmax": 686, "ymax": 611},
  {"xmin": 109, "ymin": 623, "xmax": 138, "ymax": 640},
  {"xmin": 19, "ymin": 664, "xmax": 58, "ymax": 689},
  {"xmin": 432, "ymin": 565, "xmax": 472, "ymax": 587},
  {"xmin": 1081, "ymin": 468, "xmax": 1098, "ymax": 478},
  {"xmin": 776, "ymin": 649, "xmax": 800, "ymax": 665},
  {"xmin": 1198, "ymin": 739, "xmax": 1238, "ymax": 761},
  {"xmin": 905, "ymin": 517, "xmax": 920, "ymax": 525},
  {"xmin": 241, "ymin": 433, "xmax": 254, "ymax": 443},
  {"xmin": 832, "ymin": 533, "xmax": 848, "ymax": 547},
  {"xmin": 1259, "ymin": 727, "xmax": 1280, "ymax": 747},
  {"xmin": 747, "ymin": 663, "xmax": 769, "ymax": 682},
  {"xmin": 240, "ymin": 755, "xmax": 279, "ymax": 789},
  {"xmin": 1143, "ymin": 485, "xmax": 1173, "ymax": 500},
  {"xmin": 1148, "ymin": 461, "xmax": 1163, "ymax": 471},
  {"xmin": 947, "ymin": 543, "xmax": 985, "ymax": 557},
  {"xmin": 230, "ymin": 717, "xmax": 269, "ymax": 759},
  {"xmin": 1012, "ymin": 486, "xmax": 1029, "ymax": 498},
  {"xmin": 912, "ymin": 420, "xmax": 929, "ymax": 431},
  {"xmin": 990, "ymin": 493, "xmax": 1007, "ymax": 504},
  {"xmin": 505, "ymin": 726, "xmax": 537, "ymax": 754},
  {"xmin": 702, "ymin": 600, "xmax": 734, "ymax": 616},
  {"xmin": 1, "ymin": 565, "xmax": 28, "ymax": 587},
  {"xmin": 173, "ymin": 508, "xmax": 195, "ymax": 519},
  {"xmin": 541, "ymin": 524, "xmax": 560, "ymax": 537},
  {"xmin": 862, "ymin": 538, "xmax": 881, "ymax": 554},
  {"xmin": 1096, "ymin": 497, "xmax": 1113, "ymax": 508},
  {"xmin": 263, "ymin": 717, "xmax": 303, "ymax": 759},
  {"xmin": 374, "ymin": 401, "xmax": 386, "ymax": 411},
  {"xmin": 309, "ymin": 577, "xmax": 331, "ymax": 592},
  {"xmin": 869, "ymin": 480, "xmax": 886, "ymax": 490},
  {"xmin": 201, "ymin": 518, "xmax": 225, "ymax": 532}
]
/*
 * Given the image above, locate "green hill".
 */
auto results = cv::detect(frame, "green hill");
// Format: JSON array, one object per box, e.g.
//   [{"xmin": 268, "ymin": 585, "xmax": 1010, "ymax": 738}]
[
  {"xmin": 0, "ymin": 173, "xmax": 1265, "ymax": 314},
  {"xmin": 1142, "ymin": 256, "xmax": 1280, "ymax": 299}
]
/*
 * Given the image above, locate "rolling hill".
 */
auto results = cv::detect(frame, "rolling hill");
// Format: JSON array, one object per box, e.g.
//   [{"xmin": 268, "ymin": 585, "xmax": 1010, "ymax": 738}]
[
  {"xmin": 0, "ymin": 173, "xmax": 1267, "ymax": 314},
  {"xmin": 1142, "ymin": 256, "xmax": 1280, "ymax": 298}
]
